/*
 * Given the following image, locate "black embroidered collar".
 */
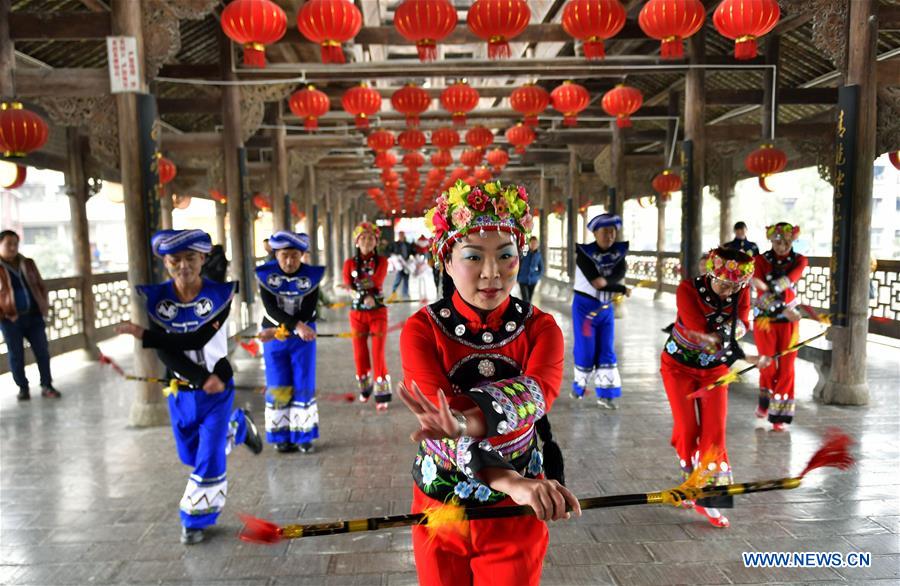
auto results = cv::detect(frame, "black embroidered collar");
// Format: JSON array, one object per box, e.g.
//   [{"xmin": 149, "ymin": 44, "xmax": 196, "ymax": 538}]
[{"xmin": 426, "ymin": 292, "xmax": 532, "ymax": 349}]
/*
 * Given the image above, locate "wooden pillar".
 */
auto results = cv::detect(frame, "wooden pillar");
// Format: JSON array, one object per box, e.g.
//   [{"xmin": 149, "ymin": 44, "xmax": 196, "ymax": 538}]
[
  {"xmin": 610, "ymin": 123, "xmax": 625, "ymax": 217},
  {"xmin": 306, "ymin": 165, "xmax": 319, "ymax": 264},
  {"xmin": 821, "ymin": 0, "xmax": 877, "ymax": 406},
  {"xmin": 718, "ymin": 159, "xmax": 734, "ymax": 244},
  {"xmin": 159, "ymin": 189, "xmax": 173, "ymax": 230},
  {"xmin": 761, "ymin": 35, "xmax": 780, "ymax": 141},
  {"xmin": 539, "ymin": 171, "xmax": 549, "ymax": 265},
  {"xmin": 682, "ymin": 30, "xmax": 706, "ymax": 278},
  {"xmin": 65, "ymin": 128, "xmax": 98, "ymax": 360},
  {"xmin": 271, "ymin": 116, "xmax": 288, "ymax": 232},
  {"xmin": 655, "ymin": 198, "xmax": 667, "ymax": 300},
  {"xmin": 0, "ymin": 0, "xmax": 12, "ymax": 98},
  {"xmin": 112, "ymin": 0, "xmax": 167, "ymax": 427},
  {"xmin": 566, "ymin": 150, "xmax": 578, "ymax": 280},
  {"xmin": 215, "ymin": 201, "xmax": 227, "ymax": 245},
  {"xmin": 324, "ymin": 186, "xmax": 334, "ymax": 277}
]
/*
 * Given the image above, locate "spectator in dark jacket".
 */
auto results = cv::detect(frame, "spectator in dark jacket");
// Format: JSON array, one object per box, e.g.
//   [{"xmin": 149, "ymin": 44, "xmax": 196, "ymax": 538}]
[
  {"xmin": 201, "ymin": 244, "xmax": 229, "ymax": 283},
  {"xmin": 390, "ymin": 231, "xmax": 412, "ymax": 299},
  {"xmin": 516, "ymin": 236, "xmax": 544, "ymax": 303},
  {"xmin": 0, "ymin": 230, "xmax": 60, "ymax": 400}
]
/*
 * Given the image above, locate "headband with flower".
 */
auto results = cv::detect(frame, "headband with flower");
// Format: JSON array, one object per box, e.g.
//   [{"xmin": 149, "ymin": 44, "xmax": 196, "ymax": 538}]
[
  {"xmin": 766, "ymin": 222, "xmax": 800, "ymax": 242},
  {"xmin": 424, "ymin": 179, "xmax": 533, "ymax": 264},
  {"xmin": 705, "ymin": 248, "xmax": 755, "ymax": 286},
  {"xmin": 353, "ymin": 221, "xmax": 381, "ymax": 242}
]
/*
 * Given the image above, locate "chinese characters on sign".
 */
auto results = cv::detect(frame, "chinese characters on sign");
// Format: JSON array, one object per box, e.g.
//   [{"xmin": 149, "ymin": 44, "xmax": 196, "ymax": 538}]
[
  {"xmin": 830, "ymin": 85, "xmax": 859, "ymax": 327},
  {"xmin": 106, "ymin": 36, "xmax": 141, "ymax": 94}
]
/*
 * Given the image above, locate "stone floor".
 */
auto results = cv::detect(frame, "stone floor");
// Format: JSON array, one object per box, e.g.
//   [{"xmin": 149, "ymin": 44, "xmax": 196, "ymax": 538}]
[{"xmin": 1, "ymin": 285, "xmax": 898, "ymax": 586}]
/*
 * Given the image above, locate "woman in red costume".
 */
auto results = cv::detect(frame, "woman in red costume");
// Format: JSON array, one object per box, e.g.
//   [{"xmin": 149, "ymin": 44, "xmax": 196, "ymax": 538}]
[
  {"xmin": 660, "ymin": 247, "xmax": 770, "ymax": 529},
  {"xmin": 753, "ymin": 222, "xmax": 808, "ymax": 431},
  {"xmin": 342, "ymin": 221, "xmax": 391, "ymax": 411},
  {"xmin": 397, "ymin": 179, "xmax": 580, "ymax": 586}
]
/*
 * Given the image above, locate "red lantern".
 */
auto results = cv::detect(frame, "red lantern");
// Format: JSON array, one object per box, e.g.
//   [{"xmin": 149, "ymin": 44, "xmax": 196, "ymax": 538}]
[
  {"xmin": 509, "ymin": 84, "xmax": 549, "ymax": 127},
  {"xmin": 551, "ymin": 201, "xmax": 566, "ymax": 216},
  {"xmin": 440, "ymin": 81, "xmax": 480, "ymax": 127},
  {"xmin": 288, "ymin": 85, "xmax": 330, "ymax": 130},
  {"xmin": 890, "ymin": 151, "xmax": 900, "ymax": 171},
  {"xmin": 638, "ymin": 0, "xmax": 705, "ymax": 59},
  {"xmin": 473, "ymin": 166, "xmax": 492, "ymax": 182},
  {"xmin": 505, "ymin": 123, "xmax": 535, "ymax": 154},
  {"xmin": 252, "ymin": 193, "xmax": 272, "ymax": 211},
  {"xmin": 713, "ymin": 0, "xmax": 780, "ymax": 60},
  {"xmin": 398, "ymin": 129, "xmax": 426, "ymax": 151},
  {"xmin": 431, "ymin": 127, "xmax": 460, "ymax": 150},
  {"xmin": 601, "ymin": 84, "xmax": 643, "ymax": 128},
  {"xmin": 486, "ymin": 148, "xmax": 509, "ymax": 173},
  {"xmin": 449, "ymin": 166, "xmax": 469, "ymax": 183},
  {"xmin": 551, "ymin": 81, "xmax": 591, "ymax": 127},
  {"xmin": 341, "ymin": 83, "xmax": 381, "ymax": 129},
  {"xmin": 430, "ymin": 150, "xmax": 454, "ymax": 169},
  {"xmin": 0, "ymin": 164, "xmax": 26, "ymax": 189},
  {"xmin": 374, "ymin": 151, "xmax": 397, "ymax": 169},
  {"xmin": 394, "ymin": 0, "xmax": 458, "ymax": 62},
  {"xmin": 0, "ymin": 102, "xmax": 49, "ymax": 157},
  {"xmin": 465, "ymin": 126, "xmax": 494, "ymax": 150},
  {"xmin": 464, "ymin": 175, "xmax": 478, "ymax": 187},
  {"xmin": 561, "ymin": 0, "xmax": 627, "ymax": 60},
  {"xmin": 381, "ymin": 169, "xmax": 400, "ymax": 183},
  {"xmin": 221, "ymin": 0, "xmax": 288, "ymax": 68},
  {"xmin": 745, "ymin": 144, "xmax": 787, "ymax": 192},
  {"xmin": 460, "ymin": 148, "xmax": 484, "ymax": 169},
  {"xmin": 156, "ymin": 155, "xmax": 177, "ymax": 186},
  {"xmin": 402, "ymin": 151, "xmax": 426, "ymax": 169},
  {"xmin": 391, "ymin": 84, "xmax": 432, "ymax": 127},
  {"xmin": 290, "ymin": 201, "xmax": 303, "ymax": 219},
  {"xmin": 651, "ymin": 169, "xmax": 682, "ymax": 201},
  {"xmin": 367, "ymin": 129, "xmax": 396, "ymax": 152},
  {"xmin": 467, "ymin": 0, "xmax": 531, "ymax": 59},
  {"xmin": 427, "ymin": 168, "xmax": 446, "ymax": 183},
  {"xmin": 297, "ymin": 0, "xmax": 362, "ymax": 64}
]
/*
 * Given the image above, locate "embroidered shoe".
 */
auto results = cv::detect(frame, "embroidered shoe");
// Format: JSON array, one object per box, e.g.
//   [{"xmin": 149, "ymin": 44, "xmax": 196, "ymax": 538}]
[
  {"xmin": 242, "ymin": 410, "xmax": 263, "ymax": 455},
  {"xmin": 694, "ymin": 505, "xmax": 730, "ymax": 528},
  {"xmin": 180, "ymin": 526, "xmax": 205, "ymax": 545}
]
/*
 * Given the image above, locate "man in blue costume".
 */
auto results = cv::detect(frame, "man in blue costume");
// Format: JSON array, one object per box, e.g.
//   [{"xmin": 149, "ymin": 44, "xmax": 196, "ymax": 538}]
[
  {"xmin": 571, "ymin": 213, "xmax": 628, "ymax": 409},
  {"xmin": 722, "ymin": 221, "xmax": 759, "ymax": 257},
  {"xmin": 116, "ymin": 229, "xmax": 263, "ymax": 545},
  {"xmin": 255, "ymin": 231, "xmax": 325, "ymax": 454}
]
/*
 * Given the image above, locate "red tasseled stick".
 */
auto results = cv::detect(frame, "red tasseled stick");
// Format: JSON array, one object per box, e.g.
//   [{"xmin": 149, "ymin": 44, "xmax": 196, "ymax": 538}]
[
  {"xmin": 98, "ymin": 351, "xmax": 125, "ymax": 376},
  {"xmin": 238, "ymin": 514, "xmax": 283, "ymax": 544},
  {"xmin": 798, "ymin": 429, "xmax": 855, "ymax": 479},
  {"xmin": 240, "ymin": 340, "xmax": 260, "ymax": 358}
]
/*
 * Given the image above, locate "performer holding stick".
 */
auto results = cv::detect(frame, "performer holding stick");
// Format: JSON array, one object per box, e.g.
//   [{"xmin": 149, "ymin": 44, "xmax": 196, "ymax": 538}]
[{"xmin": 116, "ymin": 229, "xmax": 262, "ymax": 545}]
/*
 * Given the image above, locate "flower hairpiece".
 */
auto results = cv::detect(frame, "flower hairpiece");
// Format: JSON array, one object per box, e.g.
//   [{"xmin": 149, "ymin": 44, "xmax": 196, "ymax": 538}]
[
  {"xmin": 353, "ymin": 221, "xmax": 381, "ymax": 242},
  {"xmin": 766, "ymin": 223, "xmax": 799, "ymax": 241},
  {"xmin": 706, "ymin": 249, "xmax": 754, "ymax": 285}
]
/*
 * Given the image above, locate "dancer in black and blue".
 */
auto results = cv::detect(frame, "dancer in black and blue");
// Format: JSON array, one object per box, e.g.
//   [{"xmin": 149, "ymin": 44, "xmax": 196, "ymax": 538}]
[
  {"xmin": 116, "ymin": 229, "xmax": 263, "ymax": 545},
  {"xmin": 255, "ymin": 231, "xmax": 325, "ymax": 454},
  {"xmin": 571, "ymin": 213, "xmax": 628, "ymax": 409}
]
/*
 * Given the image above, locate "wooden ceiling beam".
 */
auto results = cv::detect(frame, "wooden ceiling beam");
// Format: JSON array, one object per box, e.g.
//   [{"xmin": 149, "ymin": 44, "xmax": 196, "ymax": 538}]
[
  {"xmin": 705, "ymin": 122, "xmax": 832, "ymax": 141},
  {"xmin": 15, "ymin": 67, "xmax": 108, "ymax": 97},
  {"xmin": 157, "ymin": 97, "xmax": 221, "ymax": 114},
  {"xmin": 705, "ymin": 87, "xmax": 838, "ymax": 105},
  {"xmin": 9, "ymin": 12, "xmax": 111, "ymax": 40}
]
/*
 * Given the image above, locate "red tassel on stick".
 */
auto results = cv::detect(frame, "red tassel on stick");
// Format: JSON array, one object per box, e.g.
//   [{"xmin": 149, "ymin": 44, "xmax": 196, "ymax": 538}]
[
  {"xmin": 238, "ymin": 514, "xmax": 284, "ymax": 544},
  {"xmin": 799, "ymin": 429, "xmax": 854, "ymax": 479},
  {"xmin": 240, "ymin": 340, "xmax": 260, "ymax": 358}
]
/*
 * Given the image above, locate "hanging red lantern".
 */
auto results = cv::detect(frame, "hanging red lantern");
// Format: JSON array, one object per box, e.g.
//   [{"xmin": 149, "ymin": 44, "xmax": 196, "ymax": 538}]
[
  {"xmin": 460, "ymin": 148, "xmax": 484, "ymax": 169},
  {"xmin": 440, "ymin": 81, "xmax": 480, "ymax": 126},
  {"xmin": 0, "ymin": 163, "xmax": 26, "ymax": 189},
  {"xmin": 473, "ymin": 166, "xmax": 493, "ymax": 182},
  {"xmin": 341, "ymin": 83, "xmax": 381, "ymax": 129},
  {"xmin": 486, "ymin": 148, "xmax": 509, "ymax": 173},
  {"xmin": 551, "ymin": 81, "xmax": 591, "ymax": 127},
  {"xmin": 551, "ymin": 201, "xmax": 566, "ymax": 216},
  {"xmin": 449, "ymin": 166, "xmax": 469, "ymax": 183},
  {"xmin": 466, "ymin": 0, "xmax": 531, "ymax": 59},
  {"xmin": 638, "ymin": 0, "xmax": 705, "ymax": 59},
  {"xmin": 367, "ymin": 187, "xmax": 383, "ymax": 199},
  {"xmin": 391, "ymin": 84, "xmax": 432, "ymax": 127},
  {"xmin": 431, "ymin": 127, "xmax": 460, "ymax": 150},
  {"xmin": 745, "ymin": 144, "xmax": 787, "ymax": 192},
  {"xmin": 394, "ymin": 0, "xmax": 458, "ymax": 62},
  {"xmin": 156, "ymin": 155, "xmax": 177, "ymax": 186},
  {"xmin": 398, "ymin": 129, "xmax": 427, "ymax": 151},
  {"xmin": 210, "ymin": 189, "xmax": 227, "ymax": 204},
  {"xmin": 427, "ymin": 167, "xmax": 446, "ymax": 182},
  {"xmin": 561, "ymin": 0, "xmax": 627, "ymax": 60},
  {"xmin": 0, "ymin": 102, "xmax": 49, "ymax": 157},
  {"xmin": 601, "ymin": 84, "xmax": 644, "ymax": 128},
  {"xmin": 221, "ymin": 0, "xmax": 288, "ymax": 68},
  {"xmin": 465, "ymin": 126, "xmax": 494, "ymax": 150},
  {"xmin": 252, "ymin": 192, "xmax": 272, "ymax": 211},
  {"xmin": 297, "ymin": 0, "xmax": 362, "ymax": 64},
  {"xmin": 430, "ymin": 149, "xmax": 454, "ymax": 169},
  {"xmin": 288, "ymin": 85, "xmax": 330, "ymax": 130},
  {"xmin": 374, "ymin": 151, "xmax": 397, "ymax": 169},
  {"xmin": 713, "ymin": 0, "xmax": 781, "ymax": 60},
  {"xmin": 464, "ymin": 175, "xmax": 479, "ymax": 187},
  {"xmin": 402, "ymin": 151, "xmax": 426, "ymax": 169},
  {"xmin": 651, "ymin": 169, "xmax": 682, "ymax": 202},
  {"xmin": 382, "ymin": 169, "xmax": 400, "ymax": 183},
  {"xmin": 367, "ymin": 129, "xmax": 396, "ymax": 152},
  {"xmin": 889, "ymin": 151, "xmax": 900, "ymax": 171},
  {"xmin": 509, "ymin": 84, "xmax": 549, "ymax": 127},
  {"xmin": 505, "ymin": 123, "xmax": 535, "ymax": 154}
]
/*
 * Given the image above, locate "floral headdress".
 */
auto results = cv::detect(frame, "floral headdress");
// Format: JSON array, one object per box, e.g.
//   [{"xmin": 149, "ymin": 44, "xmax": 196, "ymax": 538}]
[
  {"xmin": 766, "ymin": 222, "xmax": 800, "ymax": 242},
  {"xmin": 353, "ymin": 221, "xmax": 381, "ymax": 242},
  {"xmin": 705, "ymin": 248, "xmax": 754, "ymax": 286},
  {"xmin": 424, "ymin": 179, "xmax": 533, "ymax": 264}
]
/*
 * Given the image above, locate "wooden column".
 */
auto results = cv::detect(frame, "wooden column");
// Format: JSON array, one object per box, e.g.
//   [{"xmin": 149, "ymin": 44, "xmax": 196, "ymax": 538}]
[
  {"xmin": 539, "ymin": 171, "xmax": 549, "ymax": 265},
  {"xmin": 0, "ymin": 0, "xmax": 12, "ymax": 98},
  {"xmin": 655, "ymin": 198, "xmax": 667, "ymax": 300},
  {"xmin": 306, "ymin": 165, "xmax": 319, "ymax": 264},
  {"xmin": 682, "ymin": 30, "xmax": 706, "ymax": 278},
  {"xmin": 271, "ymin": 115, "xmax": 288, "ymax": 232},
  {"xmin": 761, "ymin": 35, "xmax": 780, "ymax": 141},
  {"xmin": 821, "ymin": 0, "xmax": 877, "ymax": 406},
  {"xmin": 65, "ymin": 128, "xmax": 98, "ymax": 360},
  {"xmin": 112, "ymin": 0, "xmax": 167, "ymax": 427},
  {"xmin": 718, "ymin": 159, "xmax": 734, "ymax": 244},
  {"xmin": 324, "ymin": 186, "xmax": 334, "ymax": 278},
  {"xmin": 610, "ymin": 123, "xmax": 626, "ymax": 217},
  {"xmin": 566, "ymin": 150, "xmax": 579, "ymax": 280},
  {"xmin": 159, "ymin": 188, "xmax": 173, "ymax": 230},
  {"xmin": 215, "ymin": 201, "xmax": 227, "ymax": 245}
]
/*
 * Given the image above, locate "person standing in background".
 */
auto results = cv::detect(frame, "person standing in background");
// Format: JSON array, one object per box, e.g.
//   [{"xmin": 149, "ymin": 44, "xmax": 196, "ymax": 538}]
[
  {"xmin": 722, "ymin": 222, "xmax": 759, "ymax": 257},
  {"xmin": 516, "ymin": 236, "xmax": 544, "ymax": 303},
  {"xmin": 389, "ymin": 231, "xmax": 412, "ymax": 299}
]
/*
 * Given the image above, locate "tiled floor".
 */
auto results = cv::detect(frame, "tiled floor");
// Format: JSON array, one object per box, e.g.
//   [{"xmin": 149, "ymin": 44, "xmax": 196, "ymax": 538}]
[{"xmin": 1, "ymin": 286, "xmax": 898, "ymax": 585}]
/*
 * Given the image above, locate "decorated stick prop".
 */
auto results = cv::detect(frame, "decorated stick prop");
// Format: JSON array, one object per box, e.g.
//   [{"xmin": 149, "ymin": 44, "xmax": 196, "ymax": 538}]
[
  {"xmin": 686, "ymin": 329, "xmax": 828, "ymax": 400},
  {"xmin": 238, "ymin": 429, "xmax": 853, "ymax": 543},
  {"xmin": 581, "ymin": 279, "xmax": 653, "ymax": 336}
]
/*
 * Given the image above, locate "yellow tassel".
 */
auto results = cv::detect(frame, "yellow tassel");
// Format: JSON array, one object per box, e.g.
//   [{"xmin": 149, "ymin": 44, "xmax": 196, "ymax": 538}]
[
  {"xmin": 386, "ymin": 292, "xmax": 399, "ymax": 304},
  {"xmin": 788, "ymin": 329, "xmax": 799, "ymax": 349},
  {"xmin": 163, "ymin": 378, "xmax": 180, "ymax": 398},
  {"xmin": 817, "ymin": 313, "xmax": 832, "ymax": 327},
  {"xmin": 715, "ymin": 369, "xmax": 741, "ymax": 388},
  {"xmin": 274, "ymin": 324, "xmax": 291, "ymax": 341},
  {"xmin": 755, "ymin": 316, "xmax": 773, "ymax": 332},
  {"xmin": 329, "ymin": 302, "xmax": 348, "ymax": 310},
  {"xmin": 420, "ymin": 498, "xmax": 468, "ymax": 541},
  {"xmin": 679, "ymin": 448, "xmax": 722, "ymax": 490}
]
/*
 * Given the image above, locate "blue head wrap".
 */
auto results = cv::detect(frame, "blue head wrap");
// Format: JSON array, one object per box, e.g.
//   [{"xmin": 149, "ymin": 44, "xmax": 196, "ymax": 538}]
[
  {"xmin": 587, "ymin": 213, "xmax": 622, "ymax": 232},
  {"xmin": 151, "ymin": 229, "xmax": 213, "ymax": 257},
  {"xmin": 269, "ymin": 231, "xmax": 310, "ymax": 252}
]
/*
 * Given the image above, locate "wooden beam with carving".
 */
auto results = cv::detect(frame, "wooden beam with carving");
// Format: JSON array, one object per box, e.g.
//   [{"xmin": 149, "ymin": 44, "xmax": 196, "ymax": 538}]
[
  {"xmin": 157, "ymin": 97, "xmax": 221, "ymax": 115},
  {"xmin": 15, "ymin": 68, "xmax": 109, "ymax": 97},
  {"xmin": 9, "ymin": 12, "xmax": 111, "ymax": 40}
]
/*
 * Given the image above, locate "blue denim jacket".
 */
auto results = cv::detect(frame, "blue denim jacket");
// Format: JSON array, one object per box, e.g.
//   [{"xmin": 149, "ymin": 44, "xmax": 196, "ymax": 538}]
[{"xmin": 516, "ymin": 251, "xmax": 543, "ymax": 286}]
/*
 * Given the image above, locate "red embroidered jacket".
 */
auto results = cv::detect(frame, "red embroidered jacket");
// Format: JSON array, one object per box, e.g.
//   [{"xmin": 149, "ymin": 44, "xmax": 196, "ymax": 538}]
[
  {"xmin": 342, "ymin": 253, "xmax": 387, "ymax": 311},
  {"xmin": 400, "ymin": 292, "xmax": 563, "ymax": 506},
  {"xmin": 753, "ymin": 250, "xmax": 808, "ymax": 321}
]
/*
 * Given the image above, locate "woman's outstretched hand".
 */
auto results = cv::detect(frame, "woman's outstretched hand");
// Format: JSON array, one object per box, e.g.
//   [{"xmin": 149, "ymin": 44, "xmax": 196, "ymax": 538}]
[
  {"xmin": 115, "ymin": 322, "xmax": 145, "ymax": 339},
  {"xmin": 397, "ymin": 381, "xmax": 461, "ymax": 442}
]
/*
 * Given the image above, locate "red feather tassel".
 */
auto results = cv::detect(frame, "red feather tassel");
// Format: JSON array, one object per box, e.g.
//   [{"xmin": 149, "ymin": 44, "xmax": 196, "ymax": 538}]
[
  {"xmin": 799, "ymin": 429, "xmax": 854, "ymax": 479},
  {"xmin": 238, "ymin": 514, "xmax": 283, "ymax": 544},
  {"xmin": 240, "ymin": 340, "xmax": 260, "ymax": 358}
]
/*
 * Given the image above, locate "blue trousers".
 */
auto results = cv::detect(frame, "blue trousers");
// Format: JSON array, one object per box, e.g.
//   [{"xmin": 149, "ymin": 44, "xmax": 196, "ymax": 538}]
[
  {"xmin": 169, "ymin": 386, "xmax": 247, "ymax": 529},
  {"xmin": 392, "ymin": 270, "xmax": 410, "ymax": 297},
  {"xmin": 263, "ymin": 331, "xmax": 319, "ymax": 445},
  {"xmin": 571, "ymin": 295, "xmax": 621, "ymax": 399},
  {"xmin": 0, "ymin": 313, "xmax": 52, "ymax": 390}
]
